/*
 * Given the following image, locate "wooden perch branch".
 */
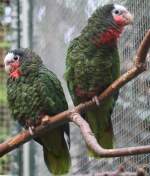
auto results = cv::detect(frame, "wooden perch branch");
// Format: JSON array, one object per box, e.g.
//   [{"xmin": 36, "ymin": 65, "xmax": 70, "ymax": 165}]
[
  {"xmin": 70, "ymin": 113, "xmax": 150, "ymax": 157},
  {"xmin": 0, "ymin": 29, "xmax": 150, "ymax": 158}
]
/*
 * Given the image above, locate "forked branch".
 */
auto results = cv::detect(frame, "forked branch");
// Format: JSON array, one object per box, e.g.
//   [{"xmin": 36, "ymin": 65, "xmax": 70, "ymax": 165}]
[{"xmin": 0, "ymin": 29, "xmax": 150, "ymax": 158}]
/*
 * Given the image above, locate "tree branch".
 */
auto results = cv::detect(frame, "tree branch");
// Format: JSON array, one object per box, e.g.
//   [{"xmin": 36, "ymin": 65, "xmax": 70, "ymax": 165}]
[
  {"xmin": 0, "ymin": 29, "xmax": 150, "ymax": 158},
  {"xmin": 70, "ymin": 113, "xmax": 150, "ymax": 157}
]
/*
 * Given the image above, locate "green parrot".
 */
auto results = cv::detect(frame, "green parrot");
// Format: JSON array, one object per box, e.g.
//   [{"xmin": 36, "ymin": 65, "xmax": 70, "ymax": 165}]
[
  {"xmin": 4, "ymin": 48, "xmax": 71, "ymax": 175},
  {"xmin": 65, "ymin": 4, "xmax": 133, "ymax": 157}
]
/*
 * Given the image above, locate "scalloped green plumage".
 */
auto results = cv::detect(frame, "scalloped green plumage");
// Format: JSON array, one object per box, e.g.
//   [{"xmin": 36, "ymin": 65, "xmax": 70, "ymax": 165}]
[
  {"xmin": 65, "ymin": 4, "xmax": 121, "ymax": 157},
  {"xmin": 6, "ymin": 48, "xmax": 71, "ymax": 174}
]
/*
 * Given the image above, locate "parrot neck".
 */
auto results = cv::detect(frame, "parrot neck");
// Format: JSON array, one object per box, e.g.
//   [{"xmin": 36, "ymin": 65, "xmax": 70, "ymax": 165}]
[
  {"xmin": 9, "ymin": 69, "xmax": 22, "ymax": 79},
  {"xmin": 91, "ymin": 27, "xmax": 123, "ymax": 47}
]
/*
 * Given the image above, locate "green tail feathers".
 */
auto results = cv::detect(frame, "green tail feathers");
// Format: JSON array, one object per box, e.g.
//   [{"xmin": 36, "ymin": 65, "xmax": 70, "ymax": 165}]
[
  {"xmin": 43, "ymin": 146, "xmax": 71, "ymax": 175},
  {"xmin": 86, "ymin": 98, "xmax": 114, "ymax": 157},
  {"xmin": 39, "ymin": 128, "xmax": 71, "ymax": 175}
]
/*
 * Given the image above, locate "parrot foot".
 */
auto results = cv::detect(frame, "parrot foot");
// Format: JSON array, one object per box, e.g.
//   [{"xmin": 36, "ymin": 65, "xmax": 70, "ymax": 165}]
[
  {"xmin": 134, "ymin": 60, "xmax": 147, "ymax": 71},
  {"xmin": 25, "ymin": 119, "xmax": 36, "ymax": 135},
  {"xmin": 28, "ymin": 126, "xmax": 35, "ymax": 135},
  {"xmin": 25, "ymin": 115, "xmax": 46, "ymax": 135},
  {"xmin": 92, "ymin": 96, "xmax": 100, "ymax": 106}
]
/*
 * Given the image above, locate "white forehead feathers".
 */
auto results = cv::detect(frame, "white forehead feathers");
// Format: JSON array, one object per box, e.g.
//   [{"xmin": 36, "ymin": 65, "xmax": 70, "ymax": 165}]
[
  {"xmin": 4, "ymin": 52, "xmax": 15, "ymax": 73},
  {"xmin": 114, "ymin": 4, "xmax": 127, "ymax": 11},
  {"xmin": 4, "ymin": 52, "xmax": 14, "ymax": 64}
]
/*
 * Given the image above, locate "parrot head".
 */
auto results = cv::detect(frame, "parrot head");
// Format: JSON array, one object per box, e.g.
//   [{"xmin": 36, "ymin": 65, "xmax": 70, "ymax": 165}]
[
  {"xmin": 84, "ymin": 4, "xmax": 133, "ymax": 46},
  {"xmin": 91, "ymin": 3, "xmax": 133, "ymax": 28},
  {"xmin": 4, "ymin": 48, "xmax": 42, "ymax": 78},
  {"xmin": 108, "ymin": 4, "xmax": 133, "ymax": 26}
]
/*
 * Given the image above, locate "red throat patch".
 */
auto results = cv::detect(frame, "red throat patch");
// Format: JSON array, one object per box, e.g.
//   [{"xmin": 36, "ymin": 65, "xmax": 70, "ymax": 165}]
[
  {"xmin": 92, "ymin": 27, "xmax": 123, "ymax": 47},
  {"xmin": 114, "ymin": 16, "xmax": 127, "ymax": 26},
  {"xmin": 9, "ymin": 69, "xmax": 22, "ymax": 79},
  {"xmin": 9, "ymin": 61, "xmax": 22, "ymax": 79}
]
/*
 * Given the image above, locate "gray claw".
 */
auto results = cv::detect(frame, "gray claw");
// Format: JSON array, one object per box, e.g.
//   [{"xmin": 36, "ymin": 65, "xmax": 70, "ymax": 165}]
[
  {"xmin": 92, "ymin": 96, "xmax": 100, "ymax": 106},
  {"xmin": 29, "ymin": 126, "xmax": 34, "ymax": 135}
]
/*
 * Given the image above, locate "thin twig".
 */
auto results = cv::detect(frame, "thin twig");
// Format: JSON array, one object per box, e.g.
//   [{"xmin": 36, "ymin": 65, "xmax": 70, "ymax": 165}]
[{"xmin": 0, "ymin": 29, "xmax": 150, "ymax": 158}]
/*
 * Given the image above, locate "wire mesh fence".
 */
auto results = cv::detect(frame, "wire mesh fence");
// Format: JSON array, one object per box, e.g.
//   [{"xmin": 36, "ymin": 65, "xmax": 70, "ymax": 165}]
[{"xmin": 33, "ymin": 0, "xmax": 150, "ymax": 175}]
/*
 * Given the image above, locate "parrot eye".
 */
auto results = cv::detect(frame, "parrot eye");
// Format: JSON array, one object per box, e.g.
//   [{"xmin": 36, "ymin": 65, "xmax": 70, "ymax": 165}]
[
  {"xmin": 114, "ymin": 10, "xmax": 120, "ymax": 14},
  {"xmin": 112, "ymin": 9, "xmax": 122, "ymax": 16},
  {"xmin": 13, "ymin": 55, "xmax": 19, "ymax": 61}
]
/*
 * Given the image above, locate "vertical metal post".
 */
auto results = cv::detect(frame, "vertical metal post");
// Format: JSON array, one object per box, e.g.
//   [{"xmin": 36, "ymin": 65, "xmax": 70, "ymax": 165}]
[
  {"xmin": 17, "ymin": 0, "xmax": 20, "ymax": 48},
  {"xmin": 21, "ymin": 0, "xmax": 35, "ymax": 175},
  {"xmin": 28, "ymin": 0, "xmax": 33, "ymax": 49},
  {"xmin": 28, "ymin": 1, "xmax": 35, "ymax": 176},
  {"xmin": 21, "ymin": 1, "xmax": 30, "ymax": 176},
  {"xmin": 16, "ymin": 0, "xmax": 23, "ymax": 176}
]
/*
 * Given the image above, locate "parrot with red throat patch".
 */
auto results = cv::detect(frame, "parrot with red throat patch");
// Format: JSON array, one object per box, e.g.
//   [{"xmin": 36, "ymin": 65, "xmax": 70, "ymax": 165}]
[
  {"xmin": 4, "ymin": 48, "xmax": 71, "ymax": 175},
  {"xmin": 65, "ymin": 4, "xmax": 133, "ymax": 157}
]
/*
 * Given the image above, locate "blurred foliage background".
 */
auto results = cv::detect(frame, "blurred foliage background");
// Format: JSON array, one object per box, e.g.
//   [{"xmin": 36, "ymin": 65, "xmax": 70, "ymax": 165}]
[{"xmin": 0, "ymin": 0, "xmax": 22, "ymax": 175}]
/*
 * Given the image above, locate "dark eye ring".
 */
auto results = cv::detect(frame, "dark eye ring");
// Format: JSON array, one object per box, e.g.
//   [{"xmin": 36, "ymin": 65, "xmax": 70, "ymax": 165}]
[
  {"xmin": 114, "ymin": 10, "xmax": 120, "ymax": 14},
  {"xmin": 14, "ymin": 56, "xmax": 19, "ymax": 61}
]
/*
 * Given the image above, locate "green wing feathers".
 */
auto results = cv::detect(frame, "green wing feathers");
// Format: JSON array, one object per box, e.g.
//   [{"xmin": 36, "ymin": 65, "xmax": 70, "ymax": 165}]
[
  {"xmin": 65, "ymin": 28, "xmax": 120, "ymax": 158},
  {"xmin": 7, "ymin": 64, "xmax": 71, "ymax": 175},
  {"xmin": 39, "ymin": 128, "xmax": 71, "ymax": 175},
  {"xmin": 37, "ymin": 66, "xmax": 71, "ymax": 174},
  {"xmin": 86, "ymin": 97, "xmax": 114, "ymax": 157}
]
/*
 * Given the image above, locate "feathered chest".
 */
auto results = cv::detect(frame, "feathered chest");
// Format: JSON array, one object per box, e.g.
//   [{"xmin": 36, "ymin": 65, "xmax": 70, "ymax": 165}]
[
  {"xmin": 73, "ymin": 48, "xmax": 115, "ymax": 90},
  {"xmin": 7, "ymin": 76, "xmax": 44, "ymax": 122}
]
